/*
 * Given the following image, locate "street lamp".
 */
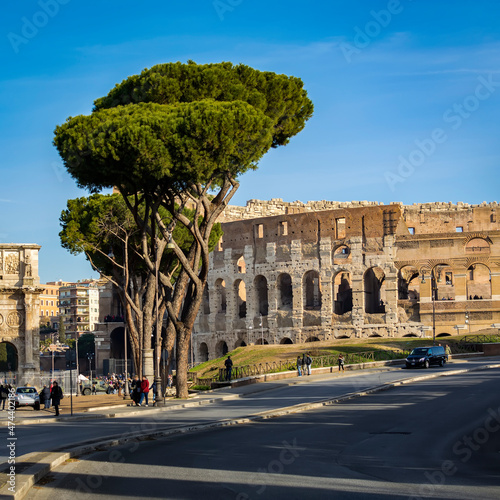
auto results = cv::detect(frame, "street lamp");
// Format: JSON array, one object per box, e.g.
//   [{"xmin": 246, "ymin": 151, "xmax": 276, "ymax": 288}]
[
  {"xmin": 123, "ymin": 325, "xmax": 130, "ymax": 399},
  {"xmin": 87, "ymin": 352, "xmax": 94, "ymax": 387},
  {"xmin": 465, "ymin": 310, "xmax": 471, "ymax": 334},
  {"xmin": 259, "ymin": 313, "xmax": 264, "ymax": 346},
  {"xmin": 421, "ymin": 269, "xmax": 438, "ymax": 345}
]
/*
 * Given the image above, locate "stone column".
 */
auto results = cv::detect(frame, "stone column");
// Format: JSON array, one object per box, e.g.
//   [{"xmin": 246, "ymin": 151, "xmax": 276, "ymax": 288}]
[
  {"xmin": 384, "ymin": 266, "xmax": 398, "ymax": 324},
  {"xmin": 267, "ymin": 277, "xmax": 278, "ymax": 331},
  {"xmin": 351, "ymin": 274, "xmax": 364, "ymax": 327},
  {"xmin": 454, "ymin": 273, "xmax": 467, "ymax": 302},
  {"xmin": 290, "ymin": 240, "xmax": 303, "ymax": 329},
  {"xmin": 490, "ymin": 272, "xmax": 500, "ymax": 300},
  {"xmin": 22, "ymin": 291, "xmax": 39, "ymax": 386}
]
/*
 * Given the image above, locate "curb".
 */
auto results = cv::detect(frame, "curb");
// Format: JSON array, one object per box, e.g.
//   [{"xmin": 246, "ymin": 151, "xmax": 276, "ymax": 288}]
[{"xmin": 2, "ymin": 362, "xmax": 500, "ymax": 499}]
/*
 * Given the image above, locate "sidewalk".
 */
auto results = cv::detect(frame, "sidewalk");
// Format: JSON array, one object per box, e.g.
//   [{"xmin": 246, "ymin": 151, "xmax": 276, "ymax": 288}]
[
  {"xmin": 11, "ymin": 364, "xmax": 403, "ymax": 425},
  {"xmin": 2, "ymin": 359, "xmax": 500, "ymax": 500}
]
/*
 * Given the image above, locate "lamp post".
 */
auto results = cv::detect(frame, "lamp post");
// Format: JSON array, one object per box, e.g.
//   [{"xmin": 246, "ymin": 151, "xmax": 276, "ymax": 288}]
[
  {"xmin": 259, "ymin": 314, "xmax": 264, "ymax": 346},
  {"xmin": 421, "ymin": 269, "xmax": 438, "ymax": 345},
  {"xmin": 465, "ymin": 310, "xmax": 470, "ymax": 334},
  {"xmin": 87, "ymin": 353, "xmax": 94, "ymax": 387},
  {"xmin": 123, "ymin": 325, "xmax": 130, "ymax": 399}
]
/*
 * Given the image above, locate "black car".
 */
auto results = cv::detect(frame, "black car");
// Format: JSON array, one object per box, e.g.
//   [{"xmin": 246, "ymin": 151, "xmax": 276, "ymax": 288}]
[{"xmin": 405, "ymin": 346, "xmax": 448, "ymax": 368}]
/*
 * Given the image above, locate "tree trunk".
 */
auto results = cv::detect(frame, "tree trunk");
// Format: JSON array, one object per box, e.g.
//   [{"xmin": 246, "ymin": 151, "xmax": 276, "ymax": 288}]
[{"xmin": 175, "ymin": 329, "xmax": 190, "ymax": 399}]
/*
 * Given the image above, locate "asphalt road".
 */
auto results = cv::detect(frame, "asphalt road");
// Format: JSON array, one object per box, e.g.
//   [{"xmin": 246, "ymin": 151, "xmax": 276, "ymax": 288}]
[
  {"xmin": 1, "ymin": 359, "xmax": 494, "ymax": 463},
  {"xmin": 29, "ymin": 366, "xmax": 500, "ymax": 499}
]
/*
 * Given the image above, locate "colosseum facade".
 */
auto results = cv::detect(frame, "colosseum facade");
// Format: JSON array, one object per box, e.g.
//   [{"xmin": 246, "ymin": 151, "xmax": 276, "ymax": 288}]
[{"xmin": 193, "ymin": 200, "xmax": 500, "ymax": 361}]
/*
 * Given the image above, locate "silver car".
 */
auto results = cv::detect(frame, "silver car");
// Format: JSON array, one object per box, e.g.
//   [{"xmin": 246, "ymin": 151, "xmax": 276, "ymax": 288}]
[{"xmin": 14, "ymin": 387, "xmax": 41, "ymax": 410}]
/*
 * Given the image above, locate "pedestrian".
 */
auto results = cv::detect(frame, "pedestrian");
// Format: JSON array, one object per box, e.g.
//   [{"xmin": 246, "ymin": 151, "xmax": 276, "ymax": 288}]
[
  {"xmin": 92, "ymin": 382, "xmax": 97, "ymax": 395},
  {"xmin": 50, "ymin": 380, "xmax": 63, "ymax": 417},
  {"xmin": 296, "ymin": 355, "xmax": 302, "ymax": 376},
  {"xmin": 150, "ymin": 381, "xmax": 156, "ymax": 404},
  {"xmin": 225, "ymin": 355, "xmax": 233, "ymax": 381},
  {"xmin": 338, "ymin": 354, "xmax": 345, "ymax": 372},
  {"xmin": 0, "ymin": 385, "xmax": 8, "ymax": 410},
  {"xmin": 139, "ymin": 376, "xmax": 150, "ymax": 406},
  {"xmin": 167, "ymin": 374, "xmax": 173, "ymax": 388},
  {"xmin": 40, "ymin": 385, "xmax": 50, "ymax": 410},
  {"xmin": 305, "ymin": 353, "xmax": 312, "ymax": 375},
  {"xmin": 445, "ymin": 344, "xmax": 452, "ymax": 356},
  {"xmin": 130, "ymin": 375, "xmax": 142, "ymax": 406}
]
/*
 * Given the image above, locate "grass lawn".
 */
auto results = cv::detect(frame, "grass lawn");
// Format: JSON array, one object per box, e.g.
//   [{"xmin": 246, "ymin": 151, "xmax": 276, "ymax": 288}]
[{"xmin": 189, "ymin": 331, "xmax": 486, "ymax": 379}]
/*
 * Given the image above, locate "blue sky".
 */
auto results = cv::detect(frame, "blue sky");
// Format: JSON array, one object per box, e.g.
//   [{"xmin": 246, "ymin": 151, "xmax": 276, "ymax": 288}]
[{"xmin": 1, "ymin": 0, "xmax": 500, "ymax": 283}]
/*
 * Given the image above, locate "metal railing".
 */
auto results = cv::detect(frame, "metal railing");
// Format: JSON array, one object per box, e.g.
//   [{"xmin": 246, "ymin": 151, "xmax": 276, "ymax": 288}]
[{"xmin": 192, "ymin": 349, "xmax": 410, "ymax": 386}]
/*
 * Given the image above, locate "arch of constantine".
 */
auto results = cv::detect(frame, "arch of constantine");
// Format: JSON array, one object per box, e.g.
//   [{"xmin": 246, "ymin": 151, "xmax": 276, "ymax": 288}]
[
  {"xmin": 193, "ymin": 200, "xmax": 500, "ymax": 361},
  {"xmin": 0, "ymin": 244, "xmax": 42, "ymax": 385}
]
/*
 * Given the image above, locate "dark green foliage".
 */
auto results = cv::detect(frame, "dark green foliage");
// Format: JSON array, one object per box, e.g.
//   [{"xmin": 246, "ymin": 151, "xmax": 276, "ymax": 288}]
[{"xmin": 78, "ymin": 333, "xmax": 95, "ymax": 357}]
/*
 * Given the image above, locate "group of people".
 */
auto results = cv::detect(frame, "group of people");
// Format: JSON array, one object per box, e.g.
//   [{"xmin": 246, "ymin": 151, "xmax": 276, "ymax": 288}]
[
  {"xmin": 296, "ymin": 353, "xmax": 312, "ymax": 376},
  {"xmin": 296, "ymin": 353, "xmax": 346, "ymax": 376},
  {"xmin": 39, "ymin": 381, "xmax": 64, "ymax": 416},
  {"xmin": 128, "ymin": 374, "xmax": 174, "ymax": 406}
]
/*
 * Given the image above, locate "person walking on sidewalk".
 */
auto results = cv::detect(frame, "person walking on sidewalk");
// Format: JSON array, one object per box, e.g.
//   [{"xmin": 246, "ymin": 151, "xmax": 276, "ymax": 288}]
[
  {"xmin": 305, "ymin": 353, "xmax": 312, "ymax": 375},
  {"xmin": 130, "ymin": 375, "xmax": 142, "ymax": 406},
  {"xmin": 139, "ymin": 376, "xmax": 150, "ymax": 406},
  {"xmin": 338, "ymin": 354, "xmax": 345, "ymax": 372},
  {"xmin": 225, "ymin": 356, "xmax": 233, "ymax": 381},
  {"xmin": 296, "ymin": 355, "xmax": 302, "ymax": 376},
  {"xmin": 50, "ymin": 381, "xmax": 63, "ymax": 417},
  {"xmin": 40, "ymin": 385, "xmax": 51, "ymax": 409},
  {"xmin": 0, "ymin": 385, "xmax": 8, "ymax": 410}
]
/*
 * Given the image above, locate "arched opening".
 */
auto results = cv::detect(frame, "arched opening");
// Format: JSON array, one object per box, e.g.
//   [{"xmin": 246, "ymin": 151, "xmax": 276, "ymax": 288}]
[
  {"xmin": 436, "ymin": 333, "xmax": 451, "ymax": 337},
  {"xmin": 333, "ymin": 271, "xmax": 352, "ymax": 314},
  {"xmin": 202, "ymin": 285, "xmax": 210, "ymax": 315},
  {"xmin": 215, "ymin": 340, "xmax": 228, "ymax": 357},
  {"xmin": 364, "ymin": 267, "xmax": 385, "ymax": 314},
  {"xmin": 236, "ymin": 340, "xmax": 247, "ymax": 348},
  {"xmin": 256, "ymin": 338, "xmax": 269, "ymax": 345},
  {"xmin": 467, "ymin": 263, "xmax": 491, "ymax": 300},
  {"xmin": 234, "ymin": 279, "xmax": 247, "ymax": 318},
  {"xmin": 109, "ymin": 327, "xmax": 132, "ymax": 360},
  {"xmin": 280, "ymin": 337, "xmax": 293, "ymax": 344},
  {"xmin": 277, "ymin": 273, "xmax": 293, "ymax": 310},
  {"xmin": 369, "ymin": 332, "xmax": 382, "ymax": 338},
  {"xmin": 305, "ymin": 336, "xmax": 320, "ymax": 343},
  {"xmin": 0, "ymin": 342, "xmax": 18, "ymax": 372},
  {"xmin": 215, "ymin": 279, "xmax": 227, "ymax": 313},
  {"xmin": 429, "ymin": 263, "xmax": 455, "ymax": 300},
  {"xmin": 236, "ymin": 255, "xmax": 246, "ymax": 274},
  {"xmin": 254, "ymin": 275, "xmax": 269, "ymax": 316},
  {"xmin": 335, "ymin": 334, "xmax": 350, "ymax": 339},
  {"xmin": 398, "ymin": 266, "xmax": 419, "ymax": 300},
  {"xmin": 333, "ymin": 245, "xmax": 352, "ymax": 265},
  {"xmin": 198, "ymin": 342, "xmax": 209, "ymax": 362},
  {"xmin": 403, "ymin": 333, "xmax": 418, "ymax": 338},
  {"xmin": 303, "ymin": 270, "xmax": 321, "ymax": 310},
  {"xmin": 465, "ymin": 237, "xmax": 490, "ymax": 254}
]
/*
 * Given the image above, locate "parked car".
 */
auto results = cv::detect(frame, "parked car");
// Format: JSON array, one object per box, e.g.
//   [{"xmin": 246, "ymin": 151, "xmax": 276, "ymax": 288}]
[
  {"xmin": 14, "ymin": 387, "xmax": 40, "ymax": 410},
  {"xmin": 80, "ymin": 380, "xmax": 113, "ymax": 395},
  {"xmin": 405, "ymin": 346, "xmax": 448, "ymax": 368}
]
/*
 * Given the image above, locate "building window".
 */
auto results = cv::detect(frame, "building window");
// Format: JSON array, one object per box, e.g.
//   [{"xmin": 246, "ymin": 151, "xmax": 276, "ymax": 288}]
[
  {"xmin": 408, "ymin": 227, "xmax": 415, "ymax": 235},
  {"xmin": 279, "ymin": 221, "xmax": 288, "ymax": 236},
  {"xmin": 445, "ymin": 272, "xmax": 453, "ymax": 285},
  {"xmin": 40, "ymin": 300, "xmax": 44, "ymax": 306},
  {"xmin": 456, "ymin": 226, "xmax": 463, "ymax": 232},
  {"xmin": 336, "ymin": 218, "xmax": 346, "ymax": 239},
  {"xmin": 255, "ymin": 224, "xmax": 264, "ymax": 238},
  {"xmin": 41, "ymin": 310, "xmax": 44, "ymax": 316}
]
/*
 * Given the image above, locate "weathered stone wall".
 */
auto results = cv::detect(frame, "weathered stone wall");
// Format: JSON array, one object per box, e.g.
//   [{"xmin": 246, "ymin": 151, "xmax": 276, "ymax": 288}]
[{"xmin": 194, "ymin": 199, "xmax": 500, "ymax": 362}]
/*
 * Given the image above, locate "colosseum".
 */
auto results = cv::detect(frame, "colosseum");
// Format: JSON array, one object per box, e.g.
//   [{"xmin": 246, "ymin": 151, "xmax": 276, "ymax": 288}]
[{"xmin": 193, "ymin": 199, "xmax": 500, "ymax": 361}]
